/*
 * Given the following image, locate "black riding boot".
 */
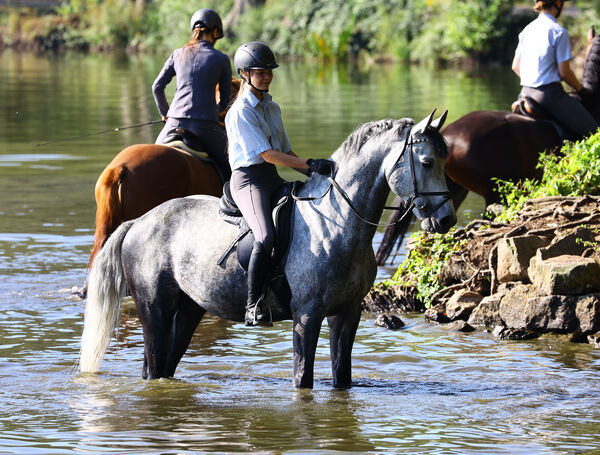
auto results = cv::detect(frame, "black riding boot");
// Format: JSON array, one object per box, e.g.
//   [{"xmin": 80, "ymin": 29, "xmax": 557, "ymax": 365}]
[{"xmin": 245, "ymin": 241, "xmax": 272, "ymax": 327}]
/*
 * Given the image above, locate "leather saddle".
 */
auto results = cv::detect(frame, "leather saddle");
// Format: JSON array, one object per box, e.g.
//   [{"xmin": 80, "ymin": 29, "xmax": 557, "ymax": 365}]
[
  {"xmin": 511, "ymin": 95, "xmax": 576, "ymax": 141},
  {"xmin": 162, "ymin": 128, "xmax": 226, "ymax": 183},
  {"xmin": 217, "ymin": 180, "xmax": 301, "ymax": 312}
]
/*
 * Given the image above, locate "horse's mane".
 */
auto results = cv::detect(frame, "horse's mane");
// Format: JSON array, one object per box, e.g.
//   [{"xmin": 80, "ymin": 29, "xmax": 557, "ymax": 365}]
[
  {"xmin": 332, "ymin": 117, "xmax": 448, "ymax": 161},
  {"xmin": 332, "ymin": 118, "xmax": 414, "ymax": 161},
  {"xmin": 583, "ymin": 35, "xmax": 600, "ymax": 94}
]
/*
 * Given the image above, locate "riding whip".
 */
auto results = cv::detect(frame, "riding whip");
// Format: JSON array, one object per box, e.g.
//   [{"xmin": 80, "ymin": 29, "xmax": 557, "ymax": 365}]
[{"xmin": 35, "ymin": 119, "xmax": 164, "ymax": 147}]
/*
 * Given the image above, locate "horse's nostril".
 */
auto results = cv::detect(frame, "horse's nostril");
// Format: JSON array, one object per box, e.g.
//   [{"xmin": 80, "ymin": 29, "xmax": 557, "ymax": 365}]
[
  {"xmin": 414, "ymin": 197, "xmax": 427, "ymax": 210},
  {"xmin": 419, "ymin": 156, "xmax": 434, "ymax": 167}
]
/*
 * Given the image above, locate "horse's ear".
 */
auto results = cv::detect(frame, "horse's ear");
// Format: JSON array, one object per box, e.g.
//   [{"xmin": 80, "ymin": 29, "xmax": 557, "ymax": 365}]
[
  {"xmin": 589, "ymin": 25, "xmax": 596, "ymax": 43},
  {"xmin": 430, "ymin": 110, "xmax": 448, "ymax": 131},
  {"xmin": 411, "ymin": 109, "xmax": 437, "ymax": 136}
]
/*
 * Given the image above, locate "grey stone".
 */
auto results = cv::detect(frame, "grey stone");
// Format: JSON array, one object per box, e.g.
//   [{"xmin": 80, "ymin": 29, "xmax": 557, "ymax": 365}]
[
  {"xmin": 536, "ymin": 226, "xmax": 595, "ymax": 261},
  {"xmin": 375, "ymin": 313, "xmax": 405, "ymax": 330},
  {"xmin": 424, "ymin": 304, "xmax": 450, "ymax": 323},
  {"xmin": 575, "ymin": 294, "xmax": 600, "ymax": 333},
  {"xmin": 499, "ymin": 284, "xmax": 600, "ymax": 333},
  {"xmin": 445, "ymin": 289, "xmax": 483, "ymax": 321},
  {"xmin": 497, "ymin": 235, "xmax": 548, "ymax": 283},
  {"xmin": 446, "ymin": 320, "xmax": 476, "ymax": 332},
  {"xmin": 467, "ymin": 294, "xmax": 504, "ymax": 327},
  {"xmin": 529, "ymin": 255, "xmax": 600, "ymax": 295},
  {"xmin": 494, "ymin": 327, "xmax": 540, "ymax": 341},
  {"xmin": 498, "ymin": 283, "xmax": 533, "ymax": 328}
]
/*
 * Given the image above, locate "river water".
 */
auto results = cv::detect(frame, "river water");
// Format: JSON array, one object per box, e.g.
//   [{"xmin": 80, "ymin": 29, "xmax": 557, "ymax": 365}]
[{"xmin": 1, "ymin": 50, "xmax": 600, "ymax": 454}]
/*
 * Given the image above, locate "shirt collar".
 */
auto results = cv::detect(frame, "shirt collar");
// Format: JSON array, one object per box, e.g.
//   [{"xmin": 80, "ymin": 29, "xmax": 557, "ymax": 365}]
[
  {"xmin": 242, "ymin": 88, "xmax": 272, "ymax": 108},
  {"xmin": 540, "ymin": 12, "xmax": 558, "ymax": 23},
  {"xmin": 196, "ymin": 40, "xmax": 214, "ymax": 49}
]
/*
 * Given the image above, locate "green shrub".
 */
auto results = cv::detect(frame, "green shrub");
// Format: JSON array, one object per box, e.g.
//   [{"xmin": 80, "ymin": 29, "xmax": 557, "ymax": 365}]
[
  {"xmin": 387, "ymin": 131, "xmax": 600, "ymax": 306},
  {"xmin": 384, "ymin": 230, "xmax": 466, "ymax": 305},
  {"xmin": 495, "ymin": 131, "xmax": 600, "ymax": 221}
]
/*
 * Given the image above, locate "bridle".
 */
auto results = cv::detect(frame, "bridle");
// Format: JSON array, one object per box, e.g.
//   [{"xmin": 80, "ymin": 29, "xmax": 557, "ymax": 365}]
[{"xmin": 292, "ymin": 127, "xmax": 451, "ymax": 227}]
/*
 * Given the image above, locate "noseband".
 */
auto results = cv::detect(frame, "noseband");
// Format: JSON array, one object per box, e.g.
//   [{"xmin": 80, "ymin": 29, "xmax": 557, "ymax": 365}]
[
  {"xmin": 402, "ymin": 129, "xmax": 452, "ymax": 219},
  {"xmin": 292, "ymin": 128, "xmax": 451, "ymax": 227}
]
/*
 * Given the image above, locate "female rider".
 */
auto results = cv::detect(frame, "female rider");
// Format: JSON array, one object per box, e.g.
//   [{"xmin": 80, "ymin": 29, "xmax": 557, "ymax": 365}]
[
  {"xmin": 225, "ymin": 41, "xmax": 333, "ymax": 326},
  {"xmin": 153, "ymin": 8, "xmax": 232, "ymax": 182},
  {"xmin": 512, "ymin": 0, "xmax": 598, "ymax": 139}
]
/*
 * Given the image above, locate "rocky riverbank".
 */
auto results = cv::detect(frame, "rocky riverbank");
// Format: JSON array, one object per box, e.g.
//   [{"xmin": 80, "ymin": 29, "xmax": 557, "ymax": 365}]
[{"xmin": 365, "ymin": 195, "xmax": 600, "ymax": 344}]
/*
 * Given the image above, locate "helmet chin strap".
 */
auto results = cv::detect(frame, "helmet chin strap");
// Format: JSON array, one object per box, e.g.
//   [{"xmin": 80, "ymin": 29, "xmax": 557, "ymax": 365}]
[
  {"xmin": 553, "ymin": 0, "xmax": 563, "ymax": 17},
  {"xmin": 240, "ymin": 70, "xmax": 269, "ymax": 93}
]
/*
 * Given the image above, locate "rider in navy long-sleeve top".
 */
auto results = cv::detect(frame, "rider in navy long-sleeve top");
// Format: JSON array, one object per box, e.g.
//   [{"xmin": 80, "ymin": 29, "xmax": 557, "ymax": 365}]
[{"xmin": 153, "ymin": 8, "xmax": 232, "ymax": 182}]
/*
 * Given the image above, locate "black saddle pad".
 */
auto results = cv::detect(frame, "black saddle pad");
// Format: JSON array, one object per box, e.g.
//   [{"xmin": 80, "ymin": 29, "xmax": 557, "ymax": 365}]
[
  {"xmin": 514, "ymin": 95, "xmax": 576, "ymax": 141},
  {"xmin": 218, "ymin": 180, "xmax": 299, "ymax": 270},
  {"xmin": 217, "ymin": 181, "xmax": 301, "ymax": 314}
]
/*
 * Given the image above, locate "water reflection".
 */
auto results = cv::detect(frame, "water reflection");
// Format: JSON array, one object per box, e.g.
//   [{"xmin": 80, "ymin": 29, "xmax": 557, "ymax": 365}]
[
  {"xmin": 4, "ymin": 51, "xmax": 600, "ymax": 453},
  {"xmin": 69, "ymin": 373, "xmax": 375, "ymax": 453}
]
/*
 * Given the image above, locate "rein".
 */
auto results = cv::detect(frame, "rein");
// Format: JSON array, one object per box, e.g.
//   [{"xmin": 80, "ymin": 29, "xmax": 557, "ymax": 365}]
[{"xmin": 291, "ymin": 128, "xmax": 451, "ymax": 228}]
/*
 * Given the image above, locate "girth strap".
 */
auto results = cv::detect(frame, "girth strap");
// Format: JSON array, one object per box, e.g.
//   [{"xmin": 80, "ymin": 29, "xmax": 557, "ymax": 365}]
[{"xmin": 217, "ymin": 226, "xmax": 251, "ymax": 267}]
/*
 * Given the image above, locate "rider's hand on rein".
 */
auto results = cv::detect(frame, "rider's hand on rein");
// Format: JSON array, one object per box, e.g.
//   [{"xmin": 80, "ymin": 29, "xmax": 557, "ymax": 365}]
[{"xmin": 306, "ymin": 158, "xmax": 334, "ymax": 176}]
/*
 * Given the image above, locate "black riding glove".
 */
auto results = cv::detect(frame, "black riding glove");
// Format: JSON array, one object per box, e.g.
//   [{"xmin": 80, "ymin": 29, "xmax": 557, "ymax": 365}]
[{"xmin": 306, "ymin": 158, "xmax": 334, "ymax": 176}]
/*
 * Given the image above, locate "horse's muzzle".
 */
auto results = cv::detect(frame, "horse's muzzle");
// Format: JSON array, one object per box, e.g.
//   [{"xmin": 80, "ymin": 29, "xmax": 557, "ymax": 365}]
[{"xmin": 420, "ymin": 210, "xmax": 457, "ymax": 234}]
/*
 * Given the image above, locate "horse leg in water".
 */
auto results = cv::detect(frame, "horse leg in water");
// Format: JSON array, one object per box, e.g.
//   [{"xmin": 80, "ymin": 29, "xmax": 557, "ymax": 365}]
[
  {"xmin": 132, "ymin": 281, "xmax": 205, "ymax": 379},
  {"xmin": 292, "ymin": 306, "xmax": 325, "ymax": 388},
  {"xmin": 327, "ymin": 304, "xmax": 362, "ymax": 388}
]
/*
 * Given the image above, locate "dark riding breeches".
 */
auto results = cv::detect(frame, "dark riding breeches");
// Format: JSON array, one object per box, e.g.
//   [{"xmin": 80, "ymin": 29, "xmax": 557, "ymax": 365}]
[
  {"xmin": 156, "ymin": 117, "xmax": 231, "ymax": 182},
  {"xmin": 521, "ymin": 83, "xmax": 598, "ymax": 138},
  {"xmin": 230, "ymin": 163, "xmax": 285, "ymax": 252}
]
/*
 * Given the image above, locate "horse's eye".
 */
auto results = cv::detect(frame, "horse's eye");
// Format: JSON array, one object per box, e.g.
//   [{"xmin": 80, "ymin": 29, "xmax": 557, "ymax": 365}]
[{"xmin": 419, "ymin": 155, "xmax": 434, "ymax": 167}]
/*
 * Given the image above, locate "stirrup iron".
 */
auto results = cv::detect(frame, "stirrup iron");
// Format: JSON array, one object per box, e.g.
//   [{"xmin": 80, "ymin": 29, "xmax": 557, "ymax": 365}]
[{"xmin": 245, "ymin": 297, "xmax": 273, "ymax": 327}]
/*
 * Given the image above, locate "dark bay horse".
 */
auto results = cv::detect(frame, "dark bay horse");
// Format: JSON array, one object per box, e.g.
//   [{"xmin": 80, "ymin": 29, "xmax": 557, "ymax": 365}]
[
  {"xmin": 88, "ymin": 79, "xmax": 241, "ymax": 269},
  {"xmin": 79, "ymin": 111, "xmax": 457, "ymax": 388},
  {"xmin": 376, "ymin": 28, "xmax": 600, "ymax": 265}
]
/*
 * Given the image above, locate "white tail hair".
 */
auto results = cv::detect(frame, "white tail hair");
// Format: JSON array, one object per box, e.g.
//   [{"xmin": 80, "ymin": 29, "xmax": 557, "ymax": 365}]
[{"xmin": 79, "ymin": 221, "xmax": 134, "ymax": 373}]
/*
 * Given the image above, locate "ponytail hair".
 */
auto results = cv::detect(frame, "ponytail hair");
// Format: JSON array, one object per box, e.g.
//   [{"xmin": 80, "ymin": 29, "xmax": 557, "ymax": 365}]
[
  {"xmin": 183, "ymin": 27, "xmax": 208, "ymax": 50},
  {"xmin": 533, "ymin": 1, "xmax": 557, "ymax": 12}
]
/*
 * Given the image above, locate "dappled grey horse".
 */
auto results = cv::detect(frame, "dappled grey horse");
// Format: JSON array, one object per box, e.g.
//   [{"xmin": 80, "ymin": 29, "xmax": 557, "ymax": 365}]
[{"xmin": 79, "ymin": 110, "xmax": 457, "ymax": 388}]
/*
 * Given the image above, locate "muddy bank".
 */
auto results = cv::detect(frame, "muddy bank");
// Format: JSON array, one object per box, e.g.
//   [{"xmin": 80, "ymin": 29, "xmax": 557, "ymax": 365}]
[{"xmin": 365, "ymin": 195, "xmax": 600, "ymax": 344}]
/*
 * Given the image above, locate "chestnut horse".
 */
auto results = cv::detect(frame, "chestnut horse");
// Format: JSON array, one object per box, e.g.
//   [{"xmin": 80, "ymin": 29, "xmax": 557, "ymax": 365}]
[
  {"xmin": 88, "ymin": 79, "xmax": 241, "ymax": 270},
  {"xmin": 376, "ymin": 28, "xmax": 600, "ymax": 265}
]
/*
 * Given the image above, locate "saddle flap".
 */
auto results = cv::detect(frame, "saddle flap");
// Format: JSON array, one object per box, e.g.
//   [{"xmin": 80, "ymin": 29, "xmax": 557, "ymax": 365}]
[
  {"xmin": 219, "ymin": 181, "xmax": 242, "ymax": 220},
  {"xmin": 218, "ymin": 180, "xmax": 302, "ymax": 269}
]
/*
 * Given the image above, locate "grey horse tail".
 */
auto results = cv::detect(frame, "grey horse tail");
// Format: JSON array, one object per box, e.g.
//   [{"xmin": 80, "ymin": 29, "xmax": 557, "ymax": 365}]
[{"xmin": 79, "ymin": 220, "xmax": 135, "ymax": 373}]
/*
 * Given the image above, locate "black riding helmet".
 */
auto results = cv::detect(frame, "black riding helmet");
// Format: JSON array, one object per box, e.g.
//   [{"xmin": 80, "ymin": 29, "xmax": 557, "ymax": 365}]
[
  {"xmin": 190, "ymin": 8, "xmax": 224, "ymax": 39},
  {"xmin": 534, "ymin": 0, "xmax": 569, "ymax": 17},
  {"xmin": 234, "ymin": 41, "xmax": 279, "ymax": 93}
]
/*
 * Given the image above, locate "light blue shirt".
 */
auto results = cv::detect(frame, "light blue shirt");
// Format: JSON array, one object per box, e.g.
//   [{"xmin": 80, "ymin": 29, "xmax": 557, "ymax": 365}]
[
  {"xmin": 515, "ymin": 13, "xmax": 572, "ymax": 88},
  {"xmin": 225, "ymin": 88, "xmax": 292, "ymax": 170}
]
